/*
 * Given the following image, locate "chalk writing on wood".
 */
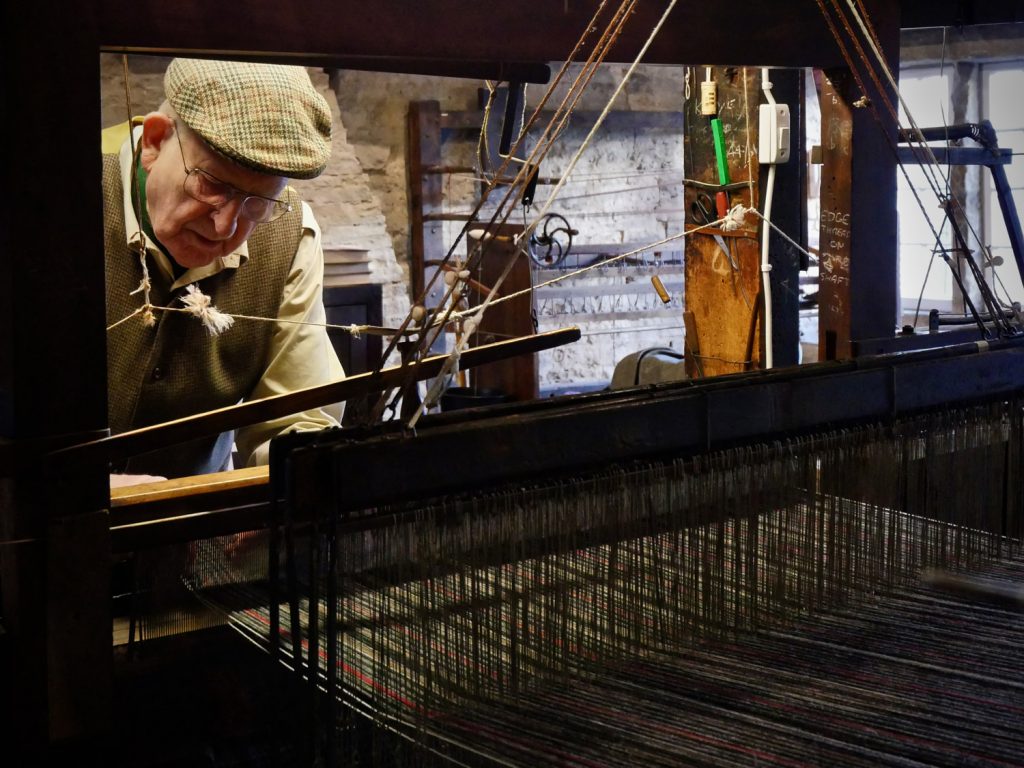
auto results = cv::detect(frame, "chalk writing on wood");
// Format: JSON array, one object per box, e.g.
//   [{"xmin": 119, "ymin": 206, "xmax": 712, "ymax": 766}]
[{"xmin": 819, "ymin": 208, "xmax": 851, "ymax": 286}]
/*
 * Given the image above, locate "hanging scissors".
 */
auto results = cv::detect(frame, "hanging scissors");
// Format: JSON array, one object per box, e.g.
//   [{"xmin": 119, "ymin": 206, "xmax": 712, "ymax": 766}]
[{"xmin": 691, "ymin": 193, "xmax": 738, "ymax": 272}]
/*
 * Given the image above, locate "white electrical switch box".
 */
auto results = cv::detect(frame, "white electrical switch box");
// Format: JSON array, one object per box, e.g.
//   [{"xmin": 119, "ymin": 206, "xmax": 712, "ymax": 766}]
[{"xmin": 758, "ymin": 103, "xmax": 791, "ymax": 165}]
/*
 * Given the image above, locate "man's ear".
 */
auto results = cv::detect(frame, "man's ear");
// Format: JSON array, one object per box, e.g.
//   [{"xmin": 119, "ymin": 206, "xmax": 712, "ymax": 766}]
[{"xmin": 138, "ymin": 112, "xmax": 175, "ymax": 172}]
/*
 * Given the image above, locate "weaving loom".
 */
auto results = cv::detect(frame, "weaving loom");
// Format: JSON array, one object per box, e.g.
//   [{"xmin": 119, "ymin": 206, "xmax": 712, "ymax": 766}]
[
  {"xmin": 182, "ymin": 341, "xmax": 1024, "ymax": 766},
  {"xmin": 8, "ymin": 0, "xmax": 1024, "ymax": 762}
]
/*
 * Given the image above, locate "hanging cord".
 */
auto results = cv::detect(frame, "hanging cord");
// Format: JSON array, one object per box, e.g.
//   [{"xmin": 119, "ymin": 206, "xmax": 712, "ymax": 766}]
[
  {"xmin": 121, "ymin": 56, "xmax": 156, "ymax": 328},
  {"xmin": 522, "ymin": 0, "xmax": 679, "ymax": 240},
  {"xmin": 413, "ymin": 0, "xmax": 636, "ymax": 346},
  {"xmin": 842, "ymin": 0, "xmax": 1014, "ymax": 324},
  {"xmin": 836, "ymin": 0, "xmax": 1012, "ymax": 331},
  {"xmin": 371, "ymin": 0, "xmax": 622, "ymax": 407},
  {"xmin": 404, "ymin": 0, "xmax": 682, "ymax": 428},
  {"xmin": 477, "ymin": 80, "xmax": 497, "ymax": 177},
  {"xmin": 376, "ymin": 0, "xmax": 635, "ymax": 423},
  {"xmin": 457, "ymin": 0, "xmax": 676, "ymax": 328},
  {"xmin": 911, "ymin": 217, "xmax": 950, "ymax": 327},
  {"xmin": 449, "ymin": 206, "xmax": 752, "ymax": 320},
  {"xmin": 108, "ymin": 296, "xmax": 382, "ymax": 339}
]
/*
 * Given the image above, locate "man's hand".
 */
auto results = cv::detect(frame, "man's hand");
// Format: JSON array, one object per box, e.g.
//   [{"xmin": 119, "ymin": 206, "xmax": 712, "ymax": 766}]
[{"xmin": 109, "ymin": 473, "xmax": 167, "ymax": 489}]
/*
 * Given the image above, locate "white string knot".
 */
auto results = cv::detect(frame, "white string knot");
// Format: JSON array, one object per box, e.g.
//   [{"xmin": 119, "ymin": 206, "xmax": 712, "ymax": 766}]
[
  {"xmin": 348, "ymin": 324, "xmax": 362, "ymax": 340},
  {"xmin": 462, "ymin": 310, "xmax": 482, "ymax": 338},
  {"xmin": 721, "ymin": 205, "xmax": 750, "ymax": 232},
  {"xmin": 180, "ymin": 285, "xmax": 235, "ymax": 336},
  {"xmin": 141, "ymin": 306, "xmax": 157, "ymax": 328},
  {"xmin": 129, "ymin": 276, "xmax": 151, "ymax": 297}
]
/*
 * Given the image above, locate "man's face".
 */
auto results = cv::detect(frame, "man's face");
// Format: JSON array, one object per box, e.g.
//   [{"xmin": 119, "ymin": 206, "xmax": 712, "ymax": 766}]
[{"xmin": 140, "ymin": 116, "xmax": 288, "ymax": 270}]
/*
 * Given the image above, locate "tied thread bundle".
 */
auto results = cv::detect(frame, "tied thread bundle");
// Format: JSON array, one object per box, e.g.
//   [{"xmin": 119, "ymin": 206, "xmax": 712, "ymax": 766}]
[
  {"xmin": 111, "ymin": 280, "xmax": 368, "ymax": 338},
  {"xmin": 183, "ymin": 398, "xmax": 1024, "ymax": 766},
  {"xmin": 180, "ymin": 284, "xmax": 234, "ymax": 335},
  {"xmin": 110, "ymin": 282, "xmax": 234, "ymax": 336}
]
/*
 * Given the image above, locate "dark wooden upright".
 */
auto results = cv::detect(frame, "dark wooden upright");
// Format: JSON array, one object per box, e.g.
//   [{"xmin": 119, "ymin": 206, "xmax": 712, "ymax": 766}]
[
  {"xmin": 408, "ymin": 100, "xmax": 445, "ymax": 305},
  {"xmin": 1, "ymin": 0, "xmax": 112, "ymax": 756},
  {"xmin": 467, "ymin": 225, "xmax": 538, "ymax": 402},
  {"xmin": 818, "ymin": 3, "xmax": 902, "ymax": 358}
]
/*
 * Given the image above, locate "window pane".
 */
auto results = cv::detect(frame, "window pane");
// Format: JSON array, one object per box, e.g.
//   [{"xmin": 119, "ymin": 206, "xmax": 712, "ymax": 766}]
[
  {"xmin": 982, "ymin": 64, "xmax": 1024, "ymax": 307},
  {"xmin": 898, "ymin": 69, "xmax": 952, "ymax": 303}
]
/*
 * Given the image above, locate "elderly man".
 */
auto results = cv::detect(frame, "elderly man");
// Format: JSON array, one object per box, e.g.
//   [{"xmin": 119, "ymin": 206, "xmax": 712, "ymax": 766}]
[{"xmin": 104, "ymin": 58, "xmax": 343, "ymax": 480}]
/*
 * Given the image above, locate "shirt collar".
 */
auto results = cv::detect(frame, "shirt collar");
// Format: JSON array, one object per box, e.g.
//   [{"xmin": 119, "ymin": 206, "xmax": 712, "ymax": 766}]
[{"xmin": 119, "ymin": 127, "xmax": 249, "ymax": 290}]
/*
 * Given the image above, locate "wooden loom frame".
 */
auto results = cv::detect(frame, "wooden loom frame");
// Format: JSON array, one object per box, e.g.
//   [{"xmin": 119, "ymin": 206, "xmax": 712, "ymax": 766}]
[{"xmin": 2, "ymin": 0, "xmax": 1022, "ymax": 754}]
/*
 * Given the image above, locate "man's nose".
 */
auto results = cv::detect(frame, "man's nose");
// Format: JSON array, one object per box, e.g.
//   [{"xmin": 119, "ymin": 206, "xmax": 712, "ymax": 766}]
[{"xmin": 209, "ymin": 198, "xmax": 243, "ymax": 238}]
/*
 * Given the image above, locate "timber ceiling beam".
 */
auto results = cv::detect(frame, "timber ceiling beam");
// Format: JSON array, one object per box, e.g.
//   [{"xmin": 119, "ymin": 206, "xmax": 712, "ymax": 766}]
[
  {"xmin": 96, "ymin": 0, "xmax": 908, "ymax": 70},
  {"xmin": 900, "ymin": 0, "xmax": 1024, "ymax": 29}
]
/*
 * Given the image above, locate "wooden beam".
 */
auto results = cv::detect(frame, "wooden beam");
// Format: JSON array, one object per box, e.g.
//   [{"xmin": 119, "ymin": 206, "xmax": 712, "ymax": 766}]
[
  {"xmin": 818, "ymin": 70, "xmax": 856, "ymax": 359},
  {"xmin": 900, "ymin": 0, "xmax": 1024, "ymax": 28},
  {"xmin": 468, "ymin": 226, "xmax": 538, "ymax": 403},
  {"xmin": 902, "ymin": 23, "xmax": 1024, "ymax": 65},
  {"xmin": 817, "ymin": 1, "xmax": 901, "ymax": 358},
  {"xmin": 93, "ymin": 0, "xmax": 903, "ymax": 69},
  {"xmin": 683, "ymin": 67, "xmax": 762, "ymax": 378},
  {"xmin": 50, "ymin": 327, "xmax": 582, "ymax": 468},
  {"xmin": 407, "ymin": 100, "xmax": 444, "ymax": 304},
  {"xmin": 2, "ymin": 0, "xmax": 112, "ymax": 754}
]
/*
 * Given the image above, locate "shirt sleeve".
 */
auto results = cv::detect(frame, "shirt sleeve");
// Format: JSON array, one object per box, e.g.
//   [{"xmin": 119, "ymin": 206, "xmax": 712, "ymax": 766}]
[{"xmin": 234, "ymin": 201, "xmax": 345, "ymax": 467}]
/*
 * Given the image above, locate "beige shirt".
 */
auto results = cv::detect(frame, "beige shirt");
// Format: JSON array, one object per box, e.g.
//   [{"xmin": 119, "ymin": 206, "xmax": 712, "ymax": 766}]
[{"xmin": 117, "ymin": 134, "xmax": 343, "ymax": 468}]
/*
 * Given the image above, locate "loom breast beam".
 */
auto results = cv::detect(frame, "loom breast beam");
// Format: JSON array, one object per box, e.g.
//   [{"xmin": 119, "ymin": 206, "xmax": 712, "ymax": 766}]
[
  {"xmin": 287, "ymin": 337, "xmax": 1024, "ymax": 515},
  {"xmin": 104, "ymin": 330, "xmax": 1024, "ymax": 553},
  {"xmin": 49, "ymin": 327, "xmax": 580, "ymax": 469}
]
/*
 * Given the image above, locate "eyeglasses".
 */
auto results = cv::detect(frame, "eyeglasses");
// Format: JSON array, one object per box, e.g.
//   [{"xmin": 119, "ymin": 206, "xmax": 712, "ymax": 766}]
[{"xmin": 174, "ymin": 124, "xmax": 292, "ymax": 224}]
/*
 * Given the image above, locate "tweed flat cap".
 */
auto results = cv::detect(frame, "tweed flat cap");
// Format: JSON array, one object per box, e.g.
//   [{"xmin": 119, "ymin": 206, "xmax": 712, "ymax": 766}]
[{"xmin": 165, "ymin": 58, "xmax": 331, "ymax": 179}]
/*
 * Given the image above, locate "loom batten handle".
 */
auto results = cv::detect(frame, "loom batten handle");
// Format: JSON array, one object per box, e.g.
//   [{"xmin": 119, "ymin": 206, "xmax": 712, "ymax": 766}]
[
  {"xmin": 920, "ymin": 568, "xmax": 1024, "ymax": 611},
  {"xmin": 48, "ymin": 326, "xmax": 582, "ymax": 467}
]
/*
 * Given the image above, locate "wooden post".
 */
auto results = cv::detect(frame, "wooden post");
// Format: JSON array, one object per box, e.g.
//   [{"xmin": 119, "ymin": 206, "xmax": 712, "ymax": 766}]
[
  {"xmin": 818, "ymin": 0, "xmax": 900, "ymax": 358},
  {"xmin": 467, "ymin": 224, "xmax": 538, "ymax": 402},
  {"xmin": 407, "ymin": 100, "xmax": 446, "ymax": 318},
  {"xmin": 1, "ymin": 0, "xmax": 112, "ymax": 756},
  {"xmin": 683, "ymin": 67, "xmax": 762, "ymax": 378},
  {"xmin": 818, "ymin": 69, "xmax": 856, "ymax": 359}
]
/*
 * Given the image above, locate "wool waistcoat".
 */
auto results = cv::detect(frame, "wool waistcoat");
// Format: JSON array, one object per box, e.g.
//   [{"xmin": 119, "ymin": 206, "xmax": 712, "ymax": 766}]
[{"xmin": 103, "ymin": 154, "xmax": 302, "ymax": 477}]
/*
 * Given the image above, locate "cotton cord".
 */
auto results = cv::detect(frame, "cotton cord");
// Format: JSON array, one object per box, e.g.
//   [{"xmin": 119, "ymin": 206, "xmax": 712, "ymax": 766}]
[
  {"xmin": 107, "ymin": 297, "xmax": 373, "ymax": 338},
  {"xmin": 523, "ymin": 0, "xmax": 681, "ymax": 235},
  {"xmin": 121, "ymin": 55, "xmax": 157, "ymax": 329},
  {"xmin": 432, "ymin": 0, "xmax": 688, "ymax": 355},
  {"xmin": 450, "ymin": 207, "xmax": 754, "ymax": 321}
]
